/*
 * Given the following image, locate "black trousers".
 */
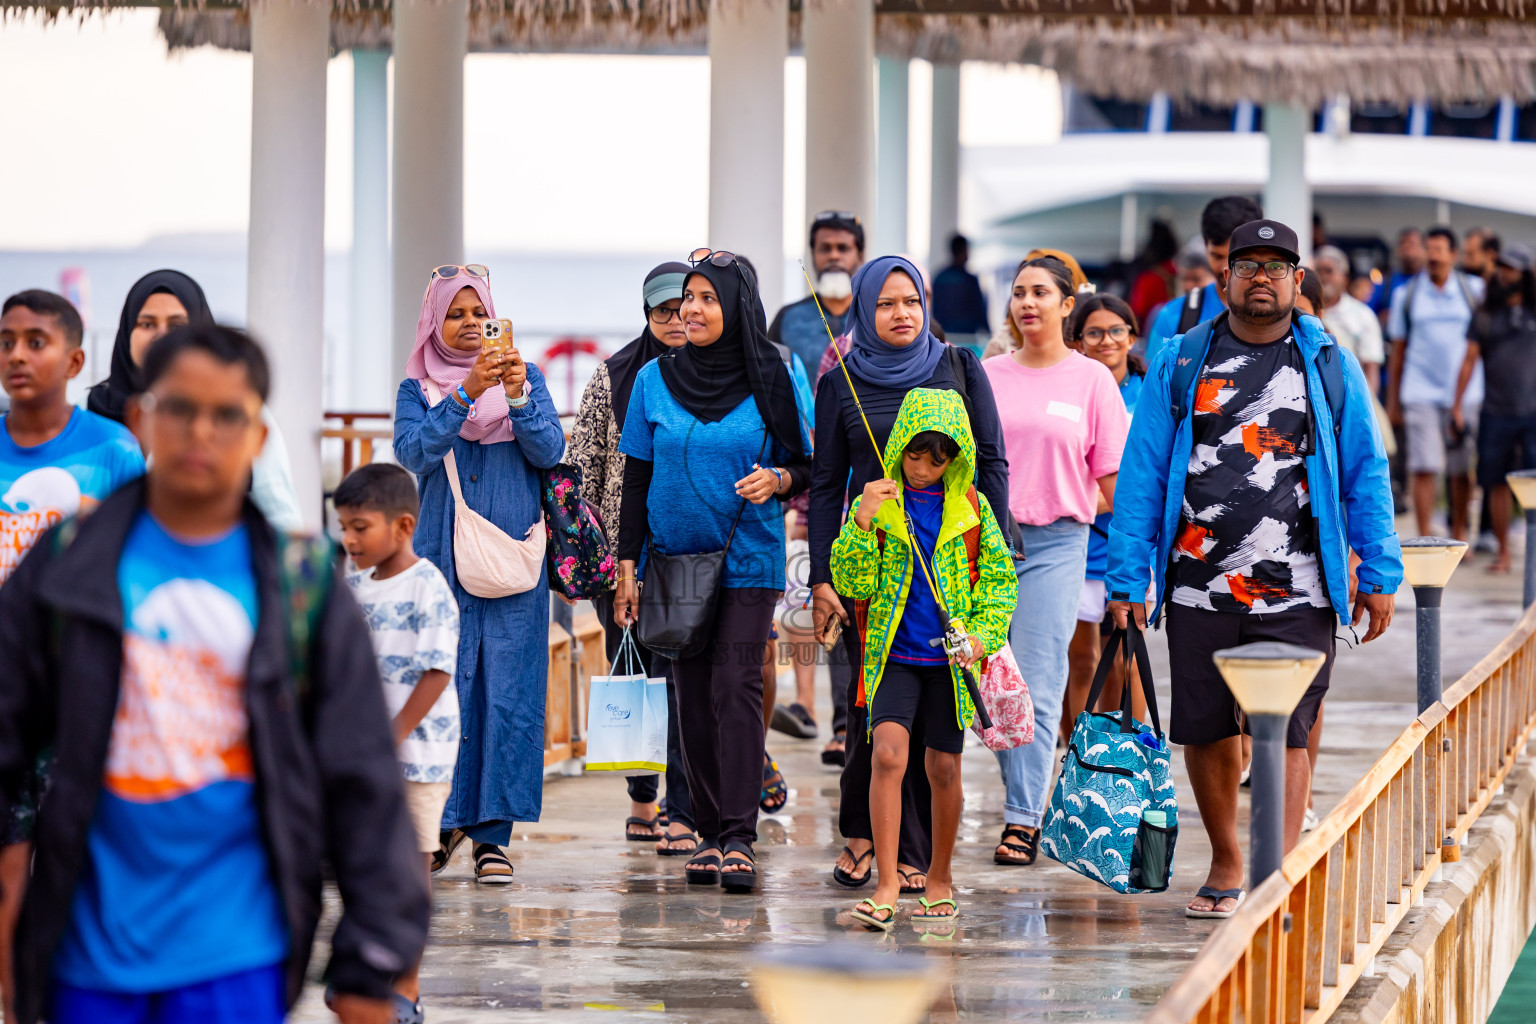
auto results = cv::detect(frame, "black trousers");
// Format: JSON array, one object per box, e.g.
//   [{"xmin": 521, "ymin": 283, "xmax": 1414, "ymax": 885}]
[
  {"xmin": 835, "ymin": 597, "xmax": 933, "ymax": 871},
  {"xmin": 595, "ymin": 592, "xmax": 692, "ymax": 829},
  {"xmin": 671, "ymin": 587, "xmax": 776, "ymax": 849}
]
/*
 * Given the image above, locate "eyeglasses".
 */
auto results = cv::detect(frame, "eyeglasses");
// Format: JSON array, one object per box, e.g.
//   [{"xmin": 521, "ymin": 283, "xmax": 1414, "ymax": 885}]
[
  {"xmin": 429, "ymin": 264, "xmax": 489, "ymax": 283},
  {"xmin": 688, "ymin": 248, "xmax": 738, "ymax": 269},
  {"xmin": 140, "ymin": 392, "xmax": 255, "ymax": 439},
  {"xmin": 1081, "ymin": 324, "xmax": 1133, "ymax": 344},
  {"xmin": 812, "ymin": 210, "xmax": 861, "ymax": 226},
  {"xmin": 1231, "ymin": 260, "xmax": 1296, "ymax": 280},
  {"xmin": 648, "ymin": 304, "xmax": 684, "ymax": 324}
]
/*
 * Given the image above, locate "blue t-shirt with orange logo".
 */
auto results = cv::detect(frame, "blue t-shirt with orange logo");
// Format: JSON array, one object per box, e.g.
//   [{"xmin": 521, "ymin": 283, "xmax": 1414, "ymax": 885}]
[
  {"xmin": 53, "ymin": 513, "xmax": 288, "ymax": 992},
  {"xmin": 0, "ymin": 407, "xmax": 143, "ymax": 584}
]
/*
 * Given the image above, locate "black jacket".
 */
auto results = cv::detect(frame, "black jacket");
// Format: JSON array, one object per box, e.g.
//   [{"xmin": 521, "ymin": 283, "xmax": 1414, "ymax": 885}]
[
  {"xmin": 809, "ymin": 345, "xmax": 1017, "ymax": 588},
  {"xmin": 0, "ymin": 481, "xmax": 427, "ymax": 1023}
]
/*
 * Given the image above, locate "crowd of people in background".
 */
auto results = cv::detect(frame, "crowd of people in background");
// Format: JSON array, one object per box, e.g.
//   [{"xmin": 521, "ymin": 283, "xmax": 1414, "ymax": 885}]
[{"xmin": 1, "ymin": 190, "xmax": 1533, "ymax": 1022}]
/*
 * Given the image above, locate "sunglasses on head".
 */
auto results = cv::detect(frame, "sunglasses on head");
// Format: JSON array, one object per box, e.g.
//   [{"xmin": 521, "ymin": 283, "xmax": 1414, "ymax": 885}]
[
  {"xmin": 430, "ymin": 264, "xmax": 490, "ymax": 283},
  {"xmin": 812, "ymin": 210, "xmax": 861, "ymax": 226},
  {"xmin": 688, "ymin": 249, "xmax": 739, "ymax": 269}
]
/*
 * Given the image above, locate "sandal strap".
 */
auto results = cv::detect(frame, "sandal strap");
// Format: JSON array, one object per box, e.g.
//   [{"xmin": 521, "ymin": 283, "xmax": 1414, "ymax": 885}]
[
  {"xmin": 686, "ymin": 849, "xmax": 722, "ymax": 870},
  {"xmin": 1195, "ymin": 886, "xmax": 1244, "ymax": 901},
  {"xmin": 917, "ymin": 897, "xmax": 957, "ymax": 910},
  {"xmin": 856, "ymin": 900, "xmax": 895, "ymax": 915},
  {"xmin": 1000, "ymin": 826, "xmax": 1038, "ymax": 850}
]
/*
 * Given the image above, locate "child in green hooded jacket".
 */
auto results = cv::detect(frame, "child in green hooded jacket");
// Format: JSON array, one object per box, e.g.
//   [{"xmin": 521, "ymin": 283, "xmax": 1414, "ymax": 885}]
[{"xmin": 832, "ymin": 388, "xmax": 1017, "ymax": 930}]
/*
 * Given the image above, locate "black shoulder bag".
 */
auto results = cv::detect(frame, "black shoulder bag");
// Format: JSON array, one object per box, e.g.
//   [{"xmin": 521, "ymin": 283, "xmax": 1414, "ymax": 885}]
[{"xmin": 637, "ymin": 433, "xmax": 769, "ymax": 660}]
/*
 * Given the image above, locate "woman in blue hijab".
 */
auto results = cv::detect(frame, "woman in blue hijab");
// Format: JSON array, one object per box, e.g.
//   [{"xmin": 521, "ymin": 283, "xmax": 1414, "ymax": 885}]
[{"xmin": 808, "ymin": 254, "xmax": 1015, "ymax": 893}]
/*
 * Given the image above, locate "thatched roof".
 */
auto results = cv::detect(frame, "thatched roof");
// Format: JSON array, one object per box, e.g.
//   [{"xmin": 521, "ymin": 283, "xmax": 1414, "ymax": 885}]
[{"xmin": 145, "ymin": 0, "xmax": 1536, "ymax": 106}]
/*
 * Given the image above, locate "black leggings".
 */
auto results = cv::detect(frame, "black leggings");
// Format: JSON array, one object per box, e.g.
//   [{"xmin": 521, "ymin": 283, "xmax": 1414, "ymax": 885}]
[
  {"xmin": 836, "ymin": 598, "xmax": 933, "ymax": 871},
  {"xmin": 671, "ymin": 587, "xmax": 777, "ymax": 849},
  {"xmin": 595, "ymin": 593, "xmax": 692, "ymax": 829}
]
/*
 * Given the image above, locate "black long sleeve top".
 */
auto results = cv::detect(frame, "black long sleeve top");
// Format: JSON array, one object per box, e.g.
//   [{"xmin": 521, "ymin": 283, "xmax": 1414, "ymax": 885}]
[{"xmin": 807, "ymin": 345, "xmax": 1016, "ymax": 588}]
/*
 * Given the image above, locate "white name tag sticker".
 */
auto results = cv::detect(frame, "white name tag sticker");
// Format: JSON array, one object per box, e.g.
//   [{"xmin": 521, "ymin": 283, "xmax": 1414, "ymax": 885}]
[{"xmin": 1046, "ymin": 401, "xmax": 1083, "ymax": 423}]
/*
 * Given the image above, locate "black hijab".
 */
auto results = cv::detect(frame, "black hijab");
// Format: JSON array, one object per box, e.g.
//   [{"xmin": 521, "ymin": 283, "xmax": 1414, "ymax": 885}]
[
  {"xmin": 87, "ymin": 269, "xmax": 212, "ymax": 424},
  {"xmin": 607, "ymin": 261, "xmax": 690, "ymax": 431},
  {"xmin": 657, "ymin": 257, "xmax": 805, "ymax": 458}
]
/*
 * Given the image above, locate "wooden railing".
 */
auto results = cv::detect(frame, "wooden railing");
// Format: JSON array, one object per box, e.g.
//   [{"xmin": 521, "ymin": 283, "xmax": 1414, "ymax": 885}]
[
  {"xmin": 1148, "ymin": 602, "xmax": 1536, "ymax": 1024},
  {"xmin": 321, "ymin": 411, "xmax": 394, "ymax": 477}
]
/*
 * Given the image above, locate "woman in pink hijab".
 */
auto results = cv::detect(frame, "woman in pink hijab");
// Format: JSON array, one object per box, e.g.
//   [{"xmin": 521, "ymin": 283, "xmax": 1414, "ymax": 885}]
[{"xmin": 392, "ymin": 267, "xmax": 566, "ymax": 885}]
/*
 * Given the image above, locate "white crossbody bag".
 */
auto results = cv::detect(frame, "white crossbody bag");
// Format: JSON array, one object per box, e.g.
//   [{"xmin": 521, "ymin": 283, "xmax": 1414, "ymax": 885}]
[{"xmin": 422, "ymin": 380, "xmax": 546, "ymax": 598}]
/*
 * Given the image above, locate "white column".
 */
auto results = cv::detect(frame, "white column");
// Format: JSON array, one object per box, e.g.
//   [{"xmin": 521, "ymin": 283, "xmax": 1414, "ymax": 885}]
[
  {"xmin": 874, "ymin": 56, "xmax": 909, "ymax": 257},
  {"xmin": 1119, "ymin": 192, "xmax": 1138, "ymax": 262},
  {"xmin": 248, "ymin": 0, "xmax": 329, "ymax": 530},
  {"xmin": 928, "ymin": 62, "xmax": 960, "ymax": 273},
  {"xmin": 708, "ymin": 0, "xmax": 786, "ymax": 308},
  {"xmin": 392, "ymin": 0, "xmax": 467, "ymax": 375},
  {"xmin": 1263, "ymin": 102, "xmax": 1312, "ymax": 265},
  {"xmin": 350, "ymin": 48, "xmax": 390, "ymax": 412},
  {"xmin": 804, "ymin": 0, "xmax": 874, "ymax": 234}
]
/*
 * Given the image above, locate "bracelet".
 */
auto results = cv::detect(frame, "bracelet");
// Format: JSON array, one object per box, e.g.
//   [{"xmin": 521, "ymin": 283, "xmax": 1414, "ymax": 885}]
[
  {"xmin": 615, "ymin": 575, "xmax": 635, "ymax": 582},
  {"xmin": 455, "ymin": 385, "xmax": 472, "ymax": 408},
  {"xmin": 770, "ymin": 467, "xmax": 785, "ymax": 492},
  {"xmin": 508, "ymin": 391, "xmax": 530, "ymax": 408}
]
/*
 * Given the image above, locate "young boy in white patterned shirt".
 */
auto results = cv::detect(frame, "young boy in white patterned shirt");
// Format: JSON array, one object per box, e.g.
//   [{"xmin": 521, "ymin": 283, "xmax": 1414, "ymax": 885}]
[{"xmin": 336, "ymin": 462, "xmax": 460, "ymax": 1023}]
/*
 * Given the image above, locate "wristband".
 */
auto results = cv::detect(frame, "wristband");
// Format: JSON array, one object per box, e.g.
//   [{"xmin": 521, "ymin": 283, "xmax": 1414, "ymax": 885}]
[
  {"xmin": 770, "ymin": 467, "xmax": 785, "ymax": 492},
  {"xmin": 455, "ymin": 385, "xmax": 472, "ymax": 408},
  {"xmin": 508, "ymin": 391, "xmax": 530, "ymax": 408}
]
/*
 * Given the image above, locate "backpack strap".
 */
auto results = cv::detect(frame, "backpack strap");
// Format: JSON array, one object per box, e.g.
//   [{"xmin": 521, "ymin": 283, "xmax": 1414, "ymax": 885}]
[
  {"xmin": 1176, "ymin": 286, "xmax": 1204, "ymax": 335},
  {"xmin": 1401, "ymin": 274, "xmax": 1418, "ymax": 340},
  {"xmin": 1167, "ymin": 313, "xmax": 1224, "ymax": 423},
  {"xmin": 1315, "ymin": 336, "xmax": 1347, "ymax": 440},
  {"xmin": 275, "ymin": 532, "xmax": 335, "ymax": 710},
  {"xmin": 944, "ymin": 345, "xmax": 973, "ymax": 423}
]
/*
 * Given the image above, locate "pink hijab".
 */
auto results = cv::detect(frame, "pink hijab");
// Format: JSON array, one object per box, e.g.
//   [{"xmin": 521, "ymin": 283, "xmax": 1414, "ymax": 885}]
[{"xmin": 405, "ymin": 274, "xmax": 518, "ymax": 444}]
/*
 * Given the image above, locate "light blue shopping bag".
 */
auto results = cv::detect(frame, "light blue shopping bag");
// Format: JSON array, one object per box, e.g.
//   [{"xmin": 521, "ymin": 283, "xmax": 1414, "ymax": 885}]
[{"xmin": 584, "ymin": 628, "xmax": 668, "ymax": 776}]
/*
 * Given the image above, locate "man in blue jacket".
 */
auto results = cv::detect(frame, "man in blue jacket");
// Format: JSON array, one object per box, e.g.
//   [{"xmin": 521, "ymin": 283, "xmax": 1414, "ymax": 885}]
[{"xmin": 1107, "ymin": 219, "xmax": 1402, "ymax": 920}]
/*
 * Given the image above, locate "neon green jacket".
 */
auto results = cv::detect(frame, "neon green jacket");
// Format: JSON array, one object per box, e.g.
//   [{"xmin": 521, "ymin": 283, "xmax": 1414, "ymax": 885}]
[{"xmin": 831, "ymin": 388, "xmax": 1018, "ymax": 731}]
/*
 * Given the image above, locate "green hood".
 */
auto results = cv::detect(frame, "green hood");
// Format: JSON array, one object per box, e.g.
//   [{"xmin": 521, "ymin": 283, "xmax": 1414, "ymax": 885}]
[{"xmin": 869, "ymin": 387, "xmax": 979, "ymax": 543}]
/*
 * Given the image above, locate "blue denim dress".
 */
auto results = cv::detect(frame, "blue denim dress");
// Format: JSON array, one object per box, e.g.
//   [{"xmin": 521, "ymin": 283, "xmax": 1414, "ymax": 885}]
[{"xmin": 393, "ymin": 366, "xmax": 567, "ymax": 844}]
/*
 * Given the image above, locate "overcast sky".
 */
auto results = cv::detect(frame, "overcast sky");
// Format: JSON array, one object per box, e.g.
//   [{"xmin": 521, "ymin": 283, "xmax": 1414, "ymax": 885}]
[{"xmin": 0, "ymin": 10, "xmax": 1060, "ymax": 255}]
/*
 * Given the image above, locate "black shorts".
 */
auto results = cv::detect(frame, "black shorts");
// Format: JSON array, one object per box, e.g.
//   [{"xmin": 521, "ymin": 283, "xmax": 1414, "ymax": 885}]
[
  {"xmin": 1165, "ymin": 602, "xmax": 1336, "ymax": 749},
  {"xmin": 1477, "ymin": 411, "xmax": 1536, "ymax": 493},
  {"xmin": 870, "ymin": 661, "xmax": 966, "ymax": 754}
]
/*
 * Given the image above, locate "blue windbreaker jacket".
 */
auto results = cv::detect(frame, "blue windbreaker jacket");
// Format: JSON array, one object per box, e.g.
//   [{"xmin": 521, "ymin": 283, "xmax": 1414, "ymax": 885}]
[{"xmin": 1105, "ymin": 312, "xmax": 1403, "ymax": 626}]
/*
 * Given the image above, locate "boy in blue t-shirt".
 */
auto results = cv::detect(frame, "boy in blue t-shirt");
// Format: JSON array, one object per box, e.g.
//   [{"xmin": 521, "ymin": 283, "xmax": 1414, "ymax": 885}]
[
  {"xmin": 0, "ymin": 290, "xmax": 143, "ymax": 584},
  {"xmin": 0, "ymin": 324, "xmax": 425, "ymax": 1024}
]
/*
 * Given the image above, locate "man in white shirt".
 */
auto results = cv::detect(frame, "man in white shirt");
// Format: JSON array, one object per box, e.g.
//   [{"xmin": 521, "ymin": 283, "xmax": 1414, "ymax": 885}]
[
  {"xmin": 1315, "ymin": 246, "xmax": 1386, "ymax": 392},
  {"xmin": 1386, "ymin": 226, "xmax": 1485, "ymax": 540}
]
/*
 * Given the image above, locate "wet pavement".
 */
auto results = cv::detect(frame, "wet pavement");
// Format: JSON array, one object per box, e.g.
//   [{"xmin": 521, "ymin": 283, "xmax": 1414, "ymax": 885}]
[{"xmin": 291, "ymin": 532, "xmax": 1527, "ymax": 1023}]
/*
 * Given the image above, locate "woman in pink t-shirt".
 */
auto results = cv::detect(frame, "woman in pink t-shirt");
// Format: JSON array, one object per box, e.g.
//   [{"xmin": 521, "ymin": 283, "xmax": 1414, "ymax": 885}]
[{"xmin": 981, "ymin": 256, "xmax": 1129, "ymax": 866}]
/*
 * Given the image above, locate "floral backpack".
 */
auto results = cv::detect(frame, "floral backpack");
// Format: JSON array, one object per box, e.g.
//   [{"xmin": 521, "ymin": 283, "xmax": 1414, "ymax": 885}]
[{"xmin": 541, "ymin": 463, "xmax": 617, "ymax": 601}]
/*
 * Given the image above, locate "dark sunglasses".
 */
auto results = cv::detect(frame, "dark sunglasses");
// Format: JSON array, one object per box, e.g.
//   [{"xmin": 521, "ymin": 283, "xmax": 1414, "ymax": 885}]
[
  {"xmin": 430, "ymin": 264, "xmax": 489, "ymax": 282},
  {"xmin": 688, "ymin": 248, "xmax": 739, "ymax": 269},
  {"xmin": 812, "ymin": 210, "xmax": 861, "ymax": 226}
]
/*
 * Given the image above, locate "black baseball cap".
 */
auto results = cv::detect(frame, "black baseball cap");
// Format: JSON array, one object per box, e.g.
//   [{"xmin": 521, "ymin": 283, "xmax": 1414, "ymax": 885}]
[{"xmin": 1227, "ymin": 219, "xmax": 1302, "ymax": 265}]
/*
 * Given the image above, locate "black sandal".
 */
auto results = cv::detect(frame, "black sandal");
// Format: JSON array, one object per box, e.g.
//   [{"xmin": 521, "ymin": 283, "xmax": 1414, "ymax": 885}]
[
  {"xmin": 625, "ymin": 815, "xmax": 662, "ymax": 841},
  {"xmin": 684, "ymin": 846, "xmax": 722, "ymax": 885},
  {"xmin": 831, "ymin": 845, "xmax": 874, "ymax": 888},
  {"xmin": 821, "ymin": 731, "xmax": 847, "ymax": 767},
  {"xmin": 898, "ymin": 867, "xmax": 928, "ymax": 895},
  {"xmin": 721, "ymin": 841, "xmax": 758, "ymax": 893},
  {"xmin": 657, "ymin": 830, "xmax": 699, "ymax": 857},
  {"xmin": 431, "ymin": 828, "xmax": 468, "ymax": 874},
  {"xmin": 995, "ymin": 825, "xmax": 1039, "ymax": 866}
]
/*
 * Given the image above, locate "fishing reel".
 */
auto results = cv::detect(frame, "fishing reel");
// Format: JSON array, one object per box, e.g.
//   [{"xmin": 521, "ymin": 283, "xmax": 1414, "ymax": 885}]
[{"xmin": 928, "ymin": 618, "xmax": 975, "ymax": 663}]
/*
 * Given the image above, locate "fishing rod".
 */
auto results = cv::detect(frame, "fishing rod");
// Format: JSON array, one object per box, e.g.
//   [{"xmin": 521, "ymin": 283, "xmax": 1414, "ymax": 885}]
[{"xmin": 799, "ymin": 260, "xmax": 992, "ymax": 730}]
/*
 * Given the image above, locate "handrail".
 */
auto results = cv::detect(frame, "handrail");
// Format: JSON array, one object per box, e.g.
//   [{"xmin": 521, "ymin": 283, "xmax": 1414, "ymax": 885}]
[{"xmin": 1148, "ymin": 601, "xmax": 1536, "ymax": 1024}]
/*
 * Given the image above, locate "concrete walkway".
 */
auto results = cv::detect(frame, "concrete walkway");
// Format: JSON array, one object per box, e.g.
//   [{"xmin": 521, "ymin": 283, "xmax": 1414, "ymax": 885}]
[{"xmin": 291, "ymin": 539, "xmax": 1527, "ymax": 1023}]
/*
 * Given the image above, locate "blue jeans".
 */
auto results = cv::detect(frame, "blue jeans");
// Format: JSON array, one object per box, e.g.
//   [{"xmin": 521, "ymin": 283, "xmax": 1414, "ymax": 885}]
[
  {"xmin": 49, "ymin": 963, "xmax": 285, "ymax": 1024},
  {"xmin": 994, "ymin": 518, "xmax": 1089, "ymax": 828}
]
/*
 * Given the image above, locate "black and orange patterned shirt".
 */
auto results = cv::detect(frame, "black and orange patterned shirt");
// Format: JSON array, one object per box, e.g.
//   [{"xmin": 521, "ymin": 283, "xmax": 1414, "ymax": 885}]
[{"xmin": 1169, "ymin": 327, "xmax": 1328, "ymax": 614}]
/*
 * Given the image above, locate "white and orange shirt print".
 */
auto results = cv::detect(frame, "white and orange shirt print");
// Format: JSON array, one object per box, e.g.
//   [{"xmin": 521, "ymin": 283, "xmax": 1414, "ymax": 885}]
[
  {"xmin": 0, "ymin": 408, "xmax": 144, "ymax": 583},
  {"xmin": 53, "ymin": 513, "xmax": 287, "ymax": 992}
]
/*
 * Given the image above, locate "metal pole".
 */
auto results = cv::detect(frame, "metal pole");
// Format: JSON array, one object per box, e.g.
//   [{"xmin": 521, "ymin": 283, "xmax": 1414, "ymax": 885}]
[
  {"xmin": 1413, "ymin": 584, "xmax": 1443, "ymax": 713},
  {"xmin": 1525, "ymin": 509, "xmax": 1536, "ymax": 609},
  {"xmin": 1248, "ymin": 713, "xmax": 1288, "ymax": 887}
]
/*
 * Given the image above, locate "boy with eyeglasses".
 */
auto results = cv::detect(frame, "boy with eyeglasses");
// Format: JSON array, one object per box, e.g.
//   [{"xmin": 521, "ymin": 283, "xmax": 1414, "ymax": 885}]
[
  {"xmin": 1106, "ymin": 219, "xmax": 1401, "ymax": 920},
  {"xmin": 0, "ymin": 324, "xmax": 426, "ymax": 1024}
]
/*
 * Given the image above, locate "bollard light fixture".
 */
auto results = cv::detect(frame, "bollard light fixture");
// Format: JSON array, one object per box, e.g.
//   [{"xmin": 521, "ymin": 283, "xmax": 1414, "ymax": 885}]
[
  {"xmin": 1212, "ymin": 641, "xmax": 1328, "ymax": 717},
  {"xmin": 751, "ymin": 943, "xmax": 946, "ymax": 1024},
  {"xmin": 1507, "ymin": 470, "xmax": 1536, "ymax": 608},
  {"xmin": 1400, "ymin": 536, "xmax": 1468, "ymax": 590},
  {"xmin": 1213, "ymin": 641, "xmax": 1327, "ymax": 887}
]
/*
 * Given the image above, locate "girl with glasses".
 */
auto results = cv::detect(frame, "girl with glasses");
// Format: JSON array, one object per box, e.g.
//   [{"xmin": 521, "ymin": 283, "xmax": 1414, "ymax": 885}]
[{"xmin": 1062, "ymin": 294, "xmax": 1150, "ymax": 740}]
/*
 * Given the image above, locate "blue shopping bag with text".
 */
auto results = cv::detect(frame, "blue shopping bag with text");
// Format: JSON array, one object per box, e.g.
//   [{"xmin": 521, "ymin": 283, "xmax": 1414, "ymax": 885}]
[
  {"xmin": 584, "ymin": 628, "xmax": 668, "ymax": 776},
  {"xmin": 1041, "ymin": 623, "xmax": 1177, "ymax": 893}
]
